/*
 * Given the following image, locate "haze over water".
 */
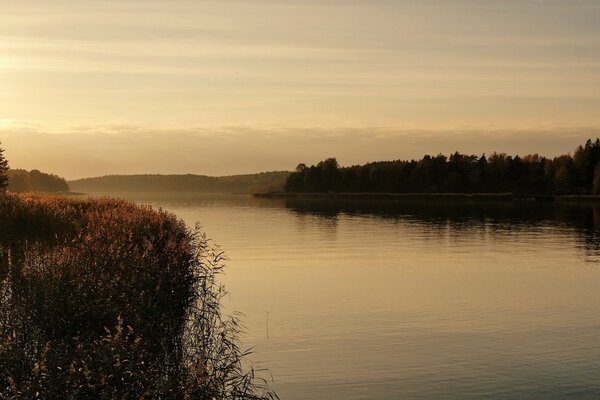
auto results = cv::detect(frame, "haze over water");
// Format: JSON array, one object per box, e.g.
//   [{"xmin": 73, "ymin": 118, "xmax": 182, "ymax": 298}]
[{"xmin": 122, "ymin": 193, "xmax": 600, "ymax": 399}]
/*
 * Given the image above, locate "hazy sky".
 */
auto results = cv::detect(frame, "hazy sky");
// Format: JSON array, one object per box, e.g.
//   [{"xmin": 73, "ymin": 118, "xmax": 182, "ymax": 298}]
[{"xmin": 1, "ymin": 0, "xmax": 600, "ymax": 178}]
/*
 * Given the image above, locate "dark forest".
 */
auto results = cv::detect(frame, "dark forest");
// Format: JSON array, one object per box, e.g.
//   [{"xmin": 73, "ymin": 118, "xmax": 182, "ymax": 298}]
[{"xmin": 285, "ymin": 139, "xmax": 600, "ymax": 195}]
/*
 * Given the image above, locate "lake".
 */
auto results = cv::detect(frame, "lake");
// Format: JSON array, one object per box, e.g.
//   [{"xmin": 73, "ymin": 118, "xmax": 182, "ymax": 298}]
[{"xmin": 123, "ymin": 194, "xmax": 600, "ymax": 399}]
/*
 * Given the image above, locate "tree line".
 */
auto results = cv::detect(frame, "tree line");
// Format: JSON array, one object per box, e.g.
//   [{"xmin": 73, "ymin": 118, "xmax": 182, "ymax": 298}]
[
  {"xmin": 69, "ymin": 171, "xmax": 289, "ymax": 193},
  {"xmin": 7, "ymin": 169, "xmax": 70, "ymax": 192},
  {"xmin": 285, "ymin": 138, "xmax": 600, "ymax": 195},
  {"xmin": 0, "ymin": 142, "xmax": 69, "ymax": 193}
]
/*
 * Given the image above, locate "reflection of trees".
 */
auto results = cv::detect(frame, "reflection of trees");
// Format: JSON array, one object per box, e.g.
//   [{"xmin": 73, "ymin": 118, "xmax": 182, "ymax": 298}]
[
  {"xmin": 283, "ymin": 197, "xmax": 600, "ymax": 261},
  {"xmin": 579, "ymin": 229, "xmax": 600, "ymax": 260},
  {"xmin": 573, "ymin": 206, "xmax": 600, "ymax": 259},
  {"xmin": 284, "ymin": 197, "xmax": 557, "ymax": 225}
]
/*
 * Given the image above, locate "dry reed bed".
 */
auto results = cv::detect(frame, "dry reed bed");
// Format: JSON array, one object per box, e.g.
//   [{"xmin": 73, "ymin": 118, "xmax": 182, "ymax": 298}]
[{"xmin": 0, "ymin": 193, "xmax": 275, "ymax": 399}]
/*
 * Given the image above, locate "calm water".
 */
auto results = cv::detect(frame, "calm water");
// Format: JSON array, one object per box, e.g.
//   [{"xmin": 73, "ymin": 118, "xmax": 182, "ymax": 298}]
[{"xmin": 124, "ymin": 194, "xmax": 600, "ymax": 399}]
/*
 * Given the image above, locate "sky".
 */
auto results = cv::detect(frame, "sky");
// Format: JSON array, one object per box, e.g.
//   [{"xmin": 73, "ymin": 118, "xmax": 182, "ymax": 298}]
[{"xmin": 1, "ymin": 0, "xmax": 600, "ymax": 179}]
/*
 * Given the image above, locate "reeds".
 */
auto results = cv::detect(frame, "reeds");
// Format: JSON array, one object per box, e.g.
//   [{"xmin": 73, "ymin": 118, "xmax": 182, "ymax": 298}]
[{"xmin": 0, "ymin": 193, "xmax": 276, "ymax": 399}]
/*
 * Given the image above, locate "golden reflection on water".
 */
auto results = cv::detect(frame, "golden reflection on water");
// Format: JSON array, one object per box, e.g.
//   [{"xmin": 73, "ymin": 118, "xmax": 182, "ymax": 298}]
[{"xmin": 124, "ymin": 193, "xmax": 600, "ymax": 400}]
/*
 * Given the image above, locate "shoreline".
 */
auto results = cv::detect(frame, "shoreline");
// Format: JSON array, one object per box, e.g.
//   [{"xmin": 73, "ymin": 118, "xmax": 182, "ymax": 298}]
[{"xmin": 253, "ymin": 192, "xmax": 600, "ymax": 202}]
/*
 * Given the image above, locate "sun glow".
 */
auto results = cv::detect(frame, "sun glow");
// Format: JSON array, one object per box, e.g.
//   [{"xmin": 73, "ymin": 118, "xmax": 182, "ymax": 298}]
[
  {"xmin": 0, "ymin": 120, "xmax": 16, "ymax": 130},
  {"xmin": 1, "ymin": 0, "xmax": 599, "ymax": 177}
]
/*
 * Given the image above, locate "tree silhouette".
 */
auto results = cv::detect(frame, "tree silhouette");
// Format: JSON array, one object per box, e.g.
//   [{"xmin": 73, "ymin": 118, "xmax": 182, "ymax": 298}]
[
  {"xmin": 284, "ymin": 138, "xmax": 600, "ymax": 195},
  {"xmin": 0, "ymin": 142, "xmax": 9, "ymax": 192}
]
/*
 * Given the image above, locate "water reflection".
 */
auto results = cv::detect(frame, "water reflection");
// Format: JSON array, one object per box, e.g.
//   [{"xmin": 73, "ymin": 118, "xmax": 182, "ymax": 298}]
[
  {"xmin": 283, "ymin": 197, "xmax": 600, "ymax": 262},
  {"xmin": 107, "ymin": 193, "xmax": 600, "ymax": 399}
]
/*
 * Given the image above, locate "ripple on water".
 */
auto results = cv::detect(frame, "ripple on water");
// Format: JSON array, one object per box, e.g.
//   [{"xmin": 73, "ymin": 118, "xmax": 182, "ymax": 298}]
[{"xmin": 134, "ymin": 195, "xmax": 600, "ymax": 400}]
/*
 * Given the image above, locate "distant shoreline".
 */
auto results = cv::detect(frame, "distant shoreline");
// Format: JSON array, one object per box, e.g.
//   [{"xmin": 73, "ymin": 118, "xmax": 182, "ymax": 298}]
[{"xmin": 253, "ymin": 192, "xmax": 600, "ymax": 202}]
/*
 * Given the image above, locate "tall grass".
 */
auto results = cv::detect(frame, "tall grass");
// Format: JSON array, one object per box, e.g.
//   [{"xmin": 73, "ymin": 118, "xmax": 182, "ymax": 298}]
[{"xmin": 0, "ymin": 193, "xmax": 276, "ymax": 399}]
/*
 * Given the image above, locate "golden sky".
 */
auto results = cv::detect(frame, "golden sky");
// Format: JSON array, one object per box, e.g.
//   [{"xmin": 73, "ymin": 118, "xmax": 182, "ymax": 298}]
[{"xmin": 1, "ymin": 0, "xmax": 600, "ymax": 178}]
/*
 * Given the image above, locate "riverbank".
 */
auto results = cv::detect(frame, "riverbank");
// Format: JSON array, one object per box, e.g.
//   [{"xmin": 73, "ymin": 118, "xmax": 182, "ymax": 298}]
[
  {"xmin": 253, "ymin": 192, "xmax": 600, "ymax": 202},
  {"xmin": 0, "ymin": 193, "xmax": 275, "ymax": 399},
  {"xmin": 255, "ymin": 192, "xmax": 514, "ymax": 201}
]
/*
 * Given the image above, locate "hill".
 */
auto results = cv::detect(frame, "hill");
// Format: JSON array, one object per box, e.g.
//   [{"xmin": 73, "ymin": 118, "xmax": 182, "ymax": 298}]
[
  {"xmin": 69, "ymin": 171, "xmax": 290, "ymax": 194},
  {"xmin": 8, "ymin": 169, "xmax": 70, "ymax": 193}
]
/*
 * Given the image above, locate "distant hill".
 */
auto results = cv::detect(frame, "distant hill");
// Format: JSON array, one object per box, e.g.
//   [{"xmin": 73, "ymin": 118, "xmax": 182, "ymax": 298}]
[
  {"xmin": 69, "ymin": 171, "xmax": 291, "ymax": 194},
  {"xmin": 8, "ymin": 169, "xmax": 70, "ymax": 193}
]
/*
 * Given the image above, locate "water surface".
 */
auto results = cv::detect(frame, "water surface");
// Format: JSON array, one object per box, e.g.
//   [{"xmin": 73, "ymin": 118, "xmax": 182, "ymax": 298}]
[{"xmin": 123, "ymin": 194, "xmax": 600, "ymax": 399}]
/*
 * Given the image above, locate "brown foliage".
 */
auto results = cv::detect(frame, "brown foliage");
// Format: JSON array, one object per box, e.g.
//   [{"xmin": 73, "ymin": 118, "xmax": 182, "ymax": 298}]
[{"xmin": 0, "ymin": 194, "xmax": 276, "ymax": 399}]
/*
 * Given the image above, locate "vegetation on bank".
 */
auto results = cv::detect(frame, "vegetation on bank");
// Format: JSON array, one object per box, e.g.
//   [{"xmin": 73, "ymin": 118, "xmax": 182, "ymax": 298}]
[
  {"xmin": 285, "ymin": 138, "xmax": 600, "ymax": 195},
  {"xmin": 7, "ymin": 169, "xmax": 70, "ymax": 193},
  {"xmin": 0, "ymin": 194, "xmax": 276, "ymax": 399},
  {"xmin": 0, "ymin": 144, "xmax": 9, "ymax": 192},
  {"xmin": 69, "ymin": 172, "xmax": 289, "ymax": 194},
  {"xmin": 0, "ymin": 141, "xmax": 70, "ymax": 193}
]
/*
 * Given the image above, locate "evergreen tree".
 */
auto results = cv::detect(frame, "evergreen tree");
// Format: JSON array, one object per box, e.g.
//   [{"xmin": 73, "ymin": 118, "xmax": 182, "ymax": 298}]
[
  {"xmin": 0, "ymin": 143, "xmax": 9, "ymax": 192},
  {"xmin": 284, "ymin": 138, "xmax": 600, "ymax": 195}
]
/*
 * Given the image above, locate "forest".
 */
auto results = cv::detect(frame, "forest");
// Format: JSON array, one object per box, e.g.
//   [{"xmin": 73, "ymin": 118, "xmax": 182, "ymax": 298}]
[
  {"xmin": 285, "ymin": 139, "xmax": 600, "ymax": 195},
  {"xmin": 7, "ymin": 169, "xmax": 70, "ymax": 192},
  {"xmin": 69, "ymin": 171, "xmax": 289, "ymax": 194}
]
